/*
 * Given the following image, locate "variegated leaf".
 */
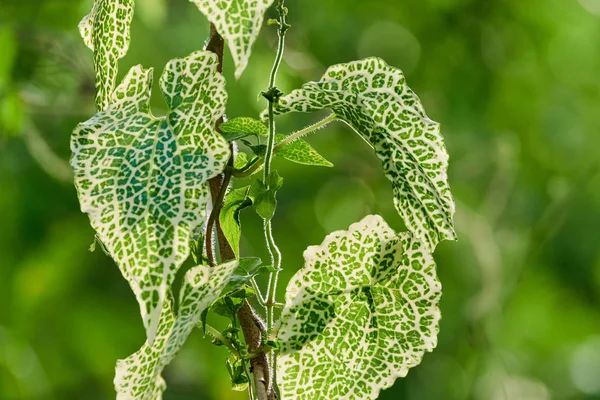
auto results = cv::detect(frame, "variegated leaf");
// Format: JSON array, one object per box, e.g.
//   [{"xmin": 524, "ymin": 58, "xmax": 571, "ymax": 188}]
[
  {"xmin": 277, "ymin": 214, "xmax": 441, "ymax": 400},
  {"xmin": 269, "ymin": 58, "xmax": 456, "ymax": 251},
  {"xmin": 70, "ymin": 51, "xmax": 230, "ymax": 342},
  {"xmin": 114, "ymin": 260, "xmax": 238, "ymax": 400},
  {"xmin": 190, "ymin": 0, "xmax": 275, "ymax": 79},
  {"xmin": 79, "ymin": 0, "xmax": 134, "ymax": 111}
]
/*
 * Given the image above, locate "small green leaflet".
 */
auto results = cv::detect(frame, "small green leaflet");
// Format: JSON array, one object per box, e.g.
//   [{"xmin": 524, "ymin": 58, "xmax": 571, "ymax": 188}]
[
  {"xmin": 234, "ymin": 152, "xmax": 248, "ymax": 169},
  {"xmin": 276, "ymin": 135, "xmax": 333, "ymax": 167},
  {"xmin": 248, "ymin": 170, "xmax": 283, "ymax": 220},
  {"xmin": 79, "ymin": 0, "xmax": 134, "ymax": 111},
  {"xmin": 220, "ymin": 186, "xmax": 252, "ymax": 258},
  {"xmin": 251, "ymin": 134, "xmax": 333, "ymax": 167},
  {"xmin": 71, "ymin": 51, "xmax": 230, "ymax": 343},
  {"xmin": 277, "ymin": 215, "xmax": 441, "ymax": 400},
  {"xmin": 221, "ymin": 117, "xmax": 332, "ymax": 166},
  {"xmin": 115, "ymin": 260, "xmax": 238, "ymax": 400},
  {"xmin": 269, "ymin": 58, "xmax": 456, "ymax": 251},
  {"xmin": 191, "ymin": 0, "xmax": 275, "ymax": 79},
  {"xmin": 221, "ymin": 117, "xmax": 268, "ymax": 141},
  {"xmin": 221, "ymin": 256, "xmax": 278, "ymax": 295},
  {"xmin": 222, "ymin": 257, "xmax": 264, "ymax": 294}
]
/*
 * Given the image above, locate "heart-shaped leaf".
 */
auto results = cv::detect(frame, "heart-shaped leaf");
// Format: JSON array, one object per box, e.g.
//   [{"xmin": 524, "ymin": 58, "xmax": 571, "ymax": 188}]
[
  {"xmin": 71, "ymin": 50, "xmax": 230, "ymax": 342},
  {"xmin": 277, "ymin": 215, "xmax": 441, "ymax": 400}
]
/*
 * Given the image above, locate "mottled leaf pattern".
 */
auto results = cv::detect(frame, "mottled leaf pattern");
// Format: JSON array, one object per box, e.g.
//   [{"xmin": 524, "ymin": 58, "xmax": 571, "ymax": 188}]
[
  {"xmin": 70, "ymin": 51, "xmax": 230, "ymax": 342},
  {"xmin": 190, "ymin": 0, "xmax": 275, "ymax": 78},
  {"xmin": 115, "ymin": 260, "xmax": 238, "ymax": 400},
  {"xmin": 277, "ymin": 215, "xmax": 441, "ymax": 400},
  {"xmin": 270, "ymin": 58, "xmax": 456, "ymax": 251},
  {"xmin": 79, "ymin": 0, "xmax": 134, "ymax": 111}
]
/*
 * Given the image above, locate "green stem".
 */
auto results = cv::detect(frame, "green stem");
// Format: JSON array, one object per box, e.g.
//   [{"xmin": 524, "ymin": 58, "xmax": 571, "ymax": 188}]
[
  {"xmin": 234, "ymin": 156, "xmax": 262, "ymax": 178},
  {"xmin": 244, "ymin": 358, "xmax": 256, "ymax": 400},
  {"xmin": 250, "ymin": 277, "xmax": 267, "ymax": 307},
  {"xmin": 263, "ymin": 101, "xmax": 277, "ymax": 186},
  {"xmin": 261, "ymin": 0, "xmax": 288, "ymax": 333},
  {"xmin": 260, "ymin": 2, "xmax": 289, "ymax": 396},
  {"xmin": 205, "ymin": 324, "xmax": 239, "ymax": 356},
  {"xmin": 275, "ymin": 113, "xmax": 337, "ymax": 150},
  {"xmin": 264, "ymin": 219, "xmax": 282, "ymax": 329}
]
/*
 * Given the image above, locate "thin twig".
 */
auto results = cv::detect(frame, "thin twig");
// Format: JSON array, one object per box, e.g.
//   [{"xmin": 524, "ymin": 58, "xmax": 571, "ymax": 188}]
[{"xmin": 206, "ymin": 166, "xmax": 233, "ymax": 266}]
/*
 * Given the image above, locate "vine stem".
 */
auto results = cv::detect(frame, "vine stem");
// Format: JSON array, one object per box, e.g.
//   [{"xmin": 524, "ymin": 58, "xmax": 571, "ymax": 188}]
[
  {"xmin": 263, "ymin": 0, "xmax": 288, "ymax": 338},
  {"xmin": 259, "ymin": 1, "xmax": 290, "ymax": 397},
  {"xmin": 205, "ymin": 166, "xmax": 233, "ymax": 266},
  {"xmin": 275, "ymin": 113, "xmax": 337, "ymax": 148},
  {"xmin": 205, "ymin": 23, "xmax": 274, "ymax": 400},
  {"xmin": 205, "ymin": 324, "xmax": 239, "ymax": 356}
]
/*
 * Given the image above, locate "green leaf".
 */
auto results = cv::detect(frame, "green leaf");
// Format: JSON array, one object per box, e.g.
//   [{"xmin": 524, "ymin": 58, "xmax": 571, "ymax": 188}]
[
  {"xmin": 79, "ymin": 0, "xmax": 134, "ymax": 111},
  {"xmin": 233, "ymin": 152, "xmax": 248, "ymax": 169},
  {"xmin": 276, "ymin": 135, "xmax": 333, "ymax": 167},
  {"xmin": 221, "ymin": 117, "xmax": 268, "ymax": 141},
  {"xmin": 190, "ymin": 0, "xmax": 275, "ymax": 79},
  {"xmin": 115, "ymin": 260, "xmax": 238, "ymax": 400},
  {"xmin": 249, "ymin": 144, "xmax": 267, "ymax": 158},
  {"xmin": 268, "ymin": 169, "xmax": 284, "ymax": 190},
  {"xmin": 222, "ymin": 257, "xmax": 265, "ymax": 294},
  {"xmin": 248, "ymin": 134, "xmax": 332, "ymax": 167},
  {"xmin": 277, "ymin": 215, "xmax": 441, "ymax": 400},
  {"xmin": 248, "ymin": 170, "xmax": 283, "ymax": 220},
  {"xmin": 226, "ymin": 356, "xmax": 249, "ymax": 391},
  {"xmin": 220, "ymin": 187, "xmax": 252, "ymax": 258},
  {"xmin": 189, "ymin": 234, "xmax": 206, "ymax": 265},
  {"xmin": 71, "ymin": 51, "xmax": 230, "ymax": 343},
  {"xmin": 269, "ymin": 58, "xmax": 456, "ymax": 251},
  {"xmin": 211, "ymin": 286, "xmax": 255, "ymax": 320}
]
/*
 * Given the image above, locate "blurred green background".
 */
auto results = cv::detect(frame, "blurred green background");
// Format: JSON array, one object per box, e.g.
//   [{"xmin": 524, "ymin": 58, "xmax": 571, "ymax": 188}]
[{"xmin": 1, "ymin": 0, "xmax": 600, "ymax": 399}]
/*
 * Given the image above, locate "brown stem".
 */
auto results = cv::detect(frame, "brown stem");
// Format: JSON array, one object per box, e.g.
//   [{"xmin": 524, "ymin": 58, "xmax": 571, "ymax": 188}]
[
  {"xmin": 206, "ymin": 24, "xmax": 224, "ymax": 73},
  {"xmin": 205, "ymin": 22, "xmax": 228, "ymax": 266},
  {"xmin": 206, "ymin": 165, "xmax": 233, "ymax": 265},
  {"xmin": 238, "ymin": 301, "xmax": 274, "ymax": 400},
  {"xmin": 205, "ymin": 23, "xmax": 275, "ymax": 400}
]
